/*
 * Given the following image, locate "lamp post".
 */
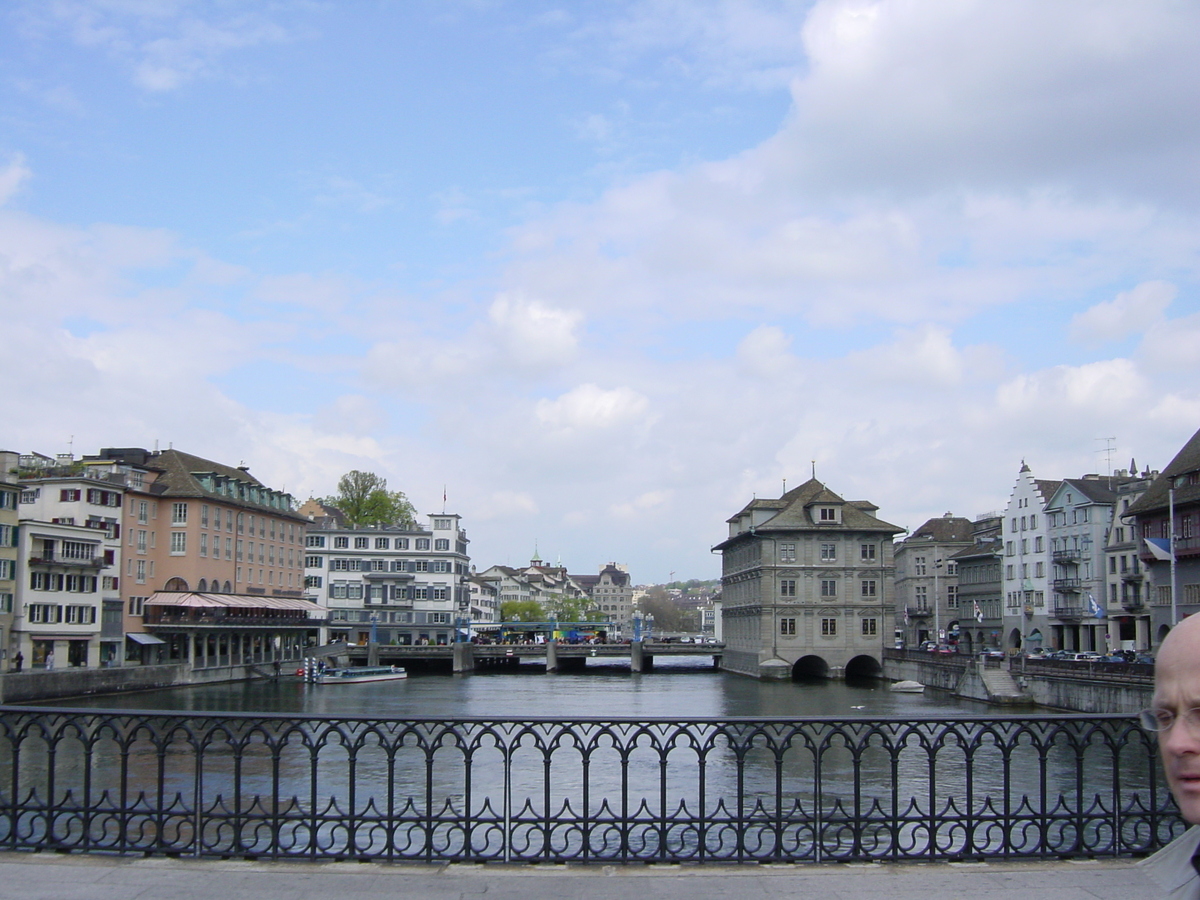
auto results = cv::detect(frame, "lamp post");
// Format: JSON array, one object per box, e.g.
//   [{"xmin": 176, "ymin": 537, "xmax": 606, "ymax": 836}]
[{"xmin": 933, "ymin": 559, "xmax": 943, "ymax": 644}]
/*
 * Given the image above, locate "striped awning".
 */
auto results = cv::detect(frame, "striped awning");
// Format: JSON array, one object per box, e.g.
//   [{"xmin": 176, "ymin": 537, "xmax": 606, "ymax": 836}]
[{"xmin": 145, "ymin": 592, "xmax": 322, "ymax": 612}]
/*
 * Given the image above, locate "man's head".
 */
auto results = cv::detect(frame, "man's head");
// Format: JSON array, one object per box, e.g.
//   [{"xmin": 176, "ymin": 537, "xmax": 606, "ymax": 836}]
[{"xmin": 1153, "ymin": 614, "xmax": 1200, "ymax": 823}]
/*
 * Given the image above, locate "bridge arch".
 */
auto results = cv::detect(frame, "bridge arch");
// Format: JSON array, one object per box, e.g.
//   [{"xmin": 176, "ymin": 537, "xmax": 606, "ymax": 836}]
[
  {"xmin": 844, "ymin": 654, "xmax": 881, "ymax": 679},
  {"xmin": 792, "ymin": 655, "xmax": 829, "ymax": 679}
]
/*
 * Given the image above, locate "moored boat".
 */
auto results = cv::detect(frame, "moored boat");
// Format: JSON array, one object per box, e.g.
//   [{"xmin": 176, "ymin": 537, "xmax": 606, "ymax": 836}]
[
  {"xmin": 316, "ymin": 665, "xmax": 407, "ymax": 684},
  {"xmin": 889, "ymin": 680, "xmax": 925, "ymax": 693}
]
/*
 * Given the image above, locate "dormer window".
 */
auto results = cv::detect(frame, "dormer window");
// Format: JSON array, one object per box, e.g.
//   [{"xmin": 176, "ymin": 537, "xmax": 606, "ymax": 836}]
[{"xmin": 819, "ymin": 507, "xmax": 837, "ymax": 522}]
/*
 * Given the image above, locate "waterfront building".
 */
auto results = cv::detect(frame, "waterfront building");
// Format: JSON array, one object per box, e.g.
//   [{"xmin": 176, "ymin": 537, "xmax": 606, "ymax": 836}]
[
  {"xmin": 1000, "ymin": 464, "xmax": 1061, "ymax": 653},
  {"xmin": 714, "ymin": 478, "xmax": 903, "ymax": 680},
  {"xmin": 1103, "ymin": 466, "xmax": 1156, "ymax": 652},
  {"xmin": 950, "ymin": 514, "xmax": 1004, "ymax": 651},
  {"xmin": 465, "ymin": 573, "xmax": 499, "ymax": 626},
  {"xmin": 87, "ymin": 447, "xmax": 315, "ymax": 668},
  {"xmin": 1043, "ymin": 474, "xmax": 1139, "ymax": 653},
  {"xmin": 574, "ymin": 563, "xmax": 634, "ymax": 635},
  {"xmin": 893, "ymin": 513, "xmax": 974, "ymax": 650},
  {"xmin": 11, "ymin": 454, "xmax": 125, "ymax": 667},
  {"xmin": 0, "ymin": 451, "xmax": 18, "ymax": 667},
  {"xmin": 1126, "ymin": 425, "xmax": 1200, "ymax": 643},
  {"xmin": 303, "ymin": 514, "xmax": 471, "ymax": 645},
  {"xmin": 477, "ymin": 557, "xmax": 592, "ymax": 621}
]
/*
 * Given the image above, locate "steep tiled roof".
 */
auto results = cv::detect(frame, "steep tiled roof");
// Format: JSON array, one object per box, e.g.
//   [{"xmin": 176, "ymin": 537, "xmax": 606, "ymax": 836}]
[
  {"xmin": 910, "ymin": 514, "xmax": 974, "ymax": 543},
  {"xmin": 718, "ymin": 478, "xmax": 902, "ymax": 546},
  {"xmin": 1034, "ymin": 479, "xmax": 1063, "ymax": 501},
  {"xmin": 1127, "ymin": 425, "xmax": 1200, "ymax": 516},
  {"xmin": 119, "ymin": 448, "xmax": 305, "ymax": 521}
]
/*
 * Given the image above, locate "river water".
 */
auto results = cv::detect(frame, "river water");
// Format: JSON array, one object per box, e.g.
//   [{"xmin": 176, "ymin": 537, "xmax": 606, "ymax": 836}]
[{"xmin": 41, "ymin": 655, "xmax": 988, "ymax": 718}]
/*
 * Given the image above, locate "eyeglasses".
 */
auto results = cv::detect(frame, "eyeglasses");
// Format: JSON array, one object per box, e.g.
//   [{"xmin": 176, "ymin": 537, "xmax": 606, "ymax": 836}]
[{"xmin": 1138, "ymin": 707, "xmax": 1200, "ymax": 734}]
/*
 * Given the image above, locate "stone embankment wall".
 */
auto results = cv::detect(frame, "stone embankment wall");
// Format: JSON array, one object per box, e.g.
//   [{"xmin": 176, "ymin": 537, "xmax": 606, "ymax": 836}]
[
  {"xmin": 0, "ymin": 664, "xmax": 271, "ymax": 704},
  {"xmin": 883, "ymin": 651, "xmax": 1153, "ymax": 714}
]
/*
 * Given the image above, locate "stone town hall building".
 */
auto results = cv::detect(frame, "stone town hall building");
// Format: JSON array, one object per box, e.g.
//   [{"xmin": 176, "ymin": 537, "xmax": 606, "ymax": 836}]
[{"xmin": 715, "ymin": 478, "xmax": 903, "ymax": 679}]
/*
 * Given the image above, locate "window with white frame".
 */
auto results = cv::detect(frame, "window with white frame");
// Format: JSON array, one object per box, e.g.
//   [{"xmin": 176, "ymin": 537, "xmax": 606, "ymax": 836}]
[
  {"xmin": 170, "ymin": 532, "xmax": 186, "ymax": 555},
  {"xmin": 820, "ymin": 579, "xmax": 837, "ymax": 597},
  {"xmin": 780, "ymin": 617, "xmax": 796, "ymax": 635},
  {"xmin": 171, "ymin": 502, "xmax": 188, "ymax": 525},
  {"xmin": 779, "ymin": 542, "xmax": 796, "ymax": 562}
]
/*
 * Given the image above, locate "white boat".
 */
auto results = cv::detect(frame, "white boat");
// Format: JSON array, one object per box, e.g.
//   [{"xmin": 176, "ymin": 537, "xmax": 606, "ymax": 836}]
[
  {"xmin": 316, "ymin": 665, "xmax": 407, "ymax": 684},
  {"xmin": 889, "ymin": 680, "xmax": 925, "ymax": 693}
]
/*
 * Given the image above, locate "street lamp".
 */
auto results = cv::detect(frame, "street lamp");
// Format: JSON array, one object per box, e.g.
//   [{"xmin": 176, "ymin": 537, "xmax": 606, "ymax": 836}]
[{"xmin": 933, "ymin": 559, "xmax": 943, "ymax": 644}]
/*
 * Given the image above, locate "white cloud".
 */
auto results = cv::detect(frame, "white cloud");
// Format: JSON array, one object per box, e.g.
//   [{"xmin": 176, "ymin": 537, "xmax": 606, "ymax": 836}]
[
  {"xmin": 488, "ymin": 292, "xmax": 583, "ymax": 369},
  {"xmin": 23, "ymin": 0, "xmax": 297, "ymax": 92},
  {"xmin": 472, "ymin": 490, "xmax": 540, "ymax": 522},
  {"xmin": 610, "ymin": 489, "xmax": 671, "ymax": 520},
  {"xmin": 1070, "ymin": 280, "xmax": 1176, "ymax": 344},
  {"xmin": 995, "ymin": 359, "xmax": 1146, "ymax": 418},
  {"xmin": 536, "ymin": 383, "xmax": 651, "ymax": 433},
  {"xmin": 0, "ymin": 154, "xmax": 32, "ymax": 205}
]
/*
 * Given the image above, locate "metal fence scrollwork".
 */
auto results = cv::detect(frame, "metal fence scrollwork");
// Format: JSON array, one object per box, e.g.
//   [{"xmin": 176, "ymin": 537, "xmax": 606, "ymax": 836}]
[{"xmin": 0, "ymin": 707, "xmax": 1183, "ymax": 863}]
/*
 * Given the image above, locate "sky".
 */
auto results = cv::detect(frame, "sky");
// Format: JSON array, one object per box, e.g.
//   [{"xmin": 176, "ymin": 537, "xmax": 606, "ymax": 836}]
[{"xmin": 2, "ymin": 0, "xmax": 1199, "ymax": 585}]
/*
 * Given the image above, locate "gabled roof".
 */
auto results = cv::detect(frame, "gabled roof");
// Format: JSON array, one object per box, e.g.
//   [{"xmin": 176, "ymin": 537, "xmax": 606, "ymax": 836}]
[
  {"xmin": 1047, "ymin": 477, "xmax": 1122, "ymax": 508},
  {"xmin": 1127, "ymin": 425, "xmax": 1200, "ymax": 516}
]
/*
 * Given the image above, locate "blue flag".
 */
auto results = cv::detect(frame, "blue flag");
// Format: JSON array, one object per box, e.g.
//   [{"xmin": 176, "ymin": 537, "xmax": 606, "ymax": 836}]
[{"xmin": 1087, "ymin": 593, "xmax": 1105, "ymax": 619}]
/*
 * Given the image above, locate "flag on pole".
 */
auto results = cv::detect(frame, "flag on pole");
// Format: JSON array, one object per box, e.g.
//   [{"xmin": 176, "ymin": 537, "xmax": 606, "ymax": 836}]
[
  {"xmin": 903, "ymin": 606, "xmax": 909, "ymax": 626},
  {"xmin": 1087, "ymin": 593, "xmax": 1106, "ymax": 619},
  {"xmin": 1144, "ymin": 537, "xmax": 1174, "ymax": 562},
  {"xmin": 973, "ymin": 600, "xmax": 984, "ymax": 623}
]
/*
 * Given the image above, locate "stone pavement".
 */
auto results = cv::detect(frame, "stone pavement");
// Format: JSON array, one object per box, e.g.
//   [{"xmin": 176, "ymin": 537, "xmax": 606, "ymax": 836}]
[{"xmin": 0, "ymin": 852, "xmax": 1160, "ymax": 900}]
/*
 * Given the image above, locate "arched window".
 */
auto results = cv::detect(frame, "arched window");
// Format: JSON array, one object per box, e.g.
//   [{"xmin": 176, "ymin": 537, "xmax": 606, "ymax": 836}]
[
  {"xmin": 197, "ymin": 578, "xmax": 208, "ymax": 592},
  {"xmin": 223, "ymin": 580, "xmax": 233, "ymax": 593},
  {"xmin": 164, "ymin": 577, "xmax": 189, "ymax": 592}
]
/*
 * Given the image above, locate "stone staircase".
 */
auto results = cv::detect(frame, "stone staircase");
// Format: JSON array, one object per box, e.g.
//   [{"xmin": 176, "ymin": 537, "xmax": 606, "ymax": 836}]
[{"xmin": 978, "ymin": 665, "xmax": 1031, "ymax": 704}]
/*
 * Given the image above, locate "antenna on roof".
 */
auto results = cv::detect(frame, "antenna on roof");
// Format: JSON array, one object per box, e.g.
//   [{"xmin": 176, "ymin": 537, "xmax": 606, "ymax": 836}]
[
  {"xmin": 1096, "ymin": 437, "xmax": 1116, "ymax": 479},
  {"xmin": 811, "ymin": 460, "xmax": 816, "ymax": 480},
  {"xmin": 782, "ymin": 477, "xmax": 786, "ymax": 494}
]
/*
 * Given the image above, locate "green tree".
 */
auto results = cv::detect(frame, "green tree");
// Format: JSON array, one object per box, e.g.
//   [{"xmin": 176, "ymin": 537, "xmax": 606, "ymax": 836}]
[
  {"xmin": 639, "ymin": 589, "xmax": 699, "ymax": 633},
  {"xmin": 324, "ymin": 470, "xmax": 417, "ymax": 527},
  {"xmin": 544, "ymin": 594, "xmax": 601, "ymax": 622},
  {"xmin": 501, "ymin": 599, "xmax": 545, "ymax": 622}
]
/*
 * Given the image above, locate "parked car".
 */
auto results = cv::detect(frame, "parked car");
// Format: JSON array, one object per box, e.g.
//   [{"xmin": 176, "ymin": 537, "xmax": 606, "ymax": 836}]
[
  {"xmin": 1062, "ymin": 651, "xmax": 1104, "ymax": 662},
  {"xmin": 979, "ymin": 648, "xmax": 1006, "ymax": 659}
]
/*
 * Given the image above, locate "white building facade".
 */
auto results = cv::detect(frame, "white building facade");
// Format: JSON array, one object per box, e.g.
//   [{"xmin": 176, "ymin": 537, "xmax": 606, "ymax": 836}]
[{"xmin": 304, "ymin": 514, "xmax": 471, "ymax": 646}]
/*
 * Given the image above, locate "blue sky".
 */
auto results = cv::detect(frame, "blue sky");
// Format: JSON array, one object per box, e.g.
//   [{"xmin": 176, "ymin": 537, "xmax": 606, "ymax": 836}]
[{"xmin": 2, "ymin": 0, "xmax": 1199, "ymax": 583}]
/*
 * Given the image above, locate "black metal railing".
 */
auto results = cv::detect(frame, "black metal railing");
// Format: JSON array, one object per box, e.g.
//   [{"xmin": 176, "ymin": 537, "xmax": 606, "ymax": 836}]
[{"xmin": 0, "ymin": 708, "xmax": 1180, "ymax": 864}]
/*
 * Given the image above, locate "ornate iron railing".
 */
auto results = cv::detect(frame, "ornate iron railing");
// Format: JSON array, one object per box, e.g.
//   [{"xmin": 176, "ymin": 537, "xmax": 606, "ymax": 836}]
[{"xmin": 0, "ymin": 707, "xmax": 1181, "ymax": 864}]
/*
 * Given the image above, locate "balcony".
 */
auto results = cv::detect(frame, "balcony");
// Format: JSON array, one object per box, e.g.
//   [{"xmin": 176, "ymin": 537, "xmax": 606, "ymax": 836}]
[
  {"xmin": 27, "ymin": 554, "xmax": 102, "ymax": 568},
  {"xmin": 1052, "ymin": 549, "xmax": 1081, "ymax": 563},
  {"xmin": 1052, "ymin": 577, "xmax": 1082, "ymax": 591},
  {"xmin": 1121, "ymin": 571, "xmax": 1144, "ymax": 583},
  {"xmin": 1121, "ymin": 598, "xmax": 1146, "ymax": 612},
  {"xmin": 905, "ymin": 606, "xmax": 931, "ymax": 619},
  {"xmin": 1051, "ymin": 605, "xmax": 1085, "ymax": 619}
]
